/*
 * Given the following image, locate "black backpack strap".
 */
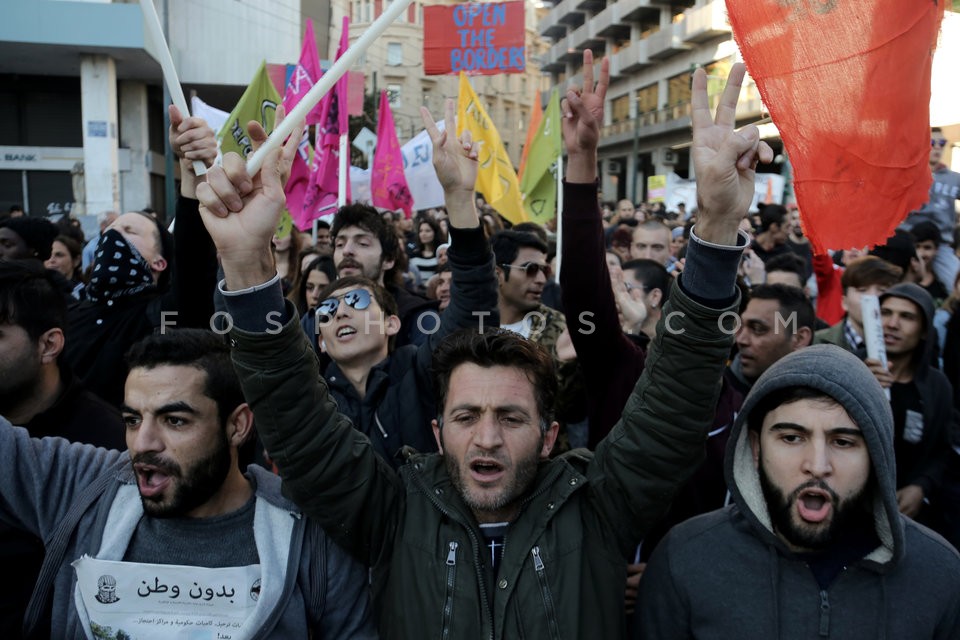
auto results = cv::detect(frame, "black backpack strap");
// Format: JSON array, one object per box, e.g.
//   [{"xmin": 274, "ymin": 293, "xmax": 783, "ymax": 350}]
[{"xmin": 22, "ymin": 470, "xmax": 116, "ymax": 639}]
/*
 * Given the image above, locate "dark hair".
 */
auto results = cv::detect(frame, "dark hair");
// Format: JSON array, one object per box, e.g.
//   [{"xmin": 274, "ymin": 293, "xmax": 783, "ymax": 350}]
[
  {"xmin": 621, "ymin": 258, "xmax": 671, "ymax": 303},
  {"xmin": 315, "ymin": 275, "xmax": 400, "ymax": 351},
  {"xmin": 869, "ymin": 229, "xmax": 914, "ymax": 274},
  {"xmin": 415, "ymin": 216, "xmax": 443, "ymax": 254},
  {"xmin": 764, "ymin": 253, "xmax": 807, "ymax": 284},
  {"xmin": 0, "ymin": 216, "xmax": 59, "ymax": 261},
  {"xmin": 0, "ymin": 260, "xmax": 66, "ymax": 341},
  {"xmin": 747, "ymin": 386, "xmax": 837, "ymax": 433},
  {"xmin": 491, "ymin": 230, "xmax": 548, "ymax": 281},
  {"xmin": 125, "ymin": 329, "xmax": 243, "ymax": 429},
  {"xmin": 432, "ymin": 328, "xmax": 557, "ymax": 430},
  {"xmin": 841, "ymin": 255, "xmax": 903, "ymax": 290},
  {"xmin": 758, "ymin": 204, "xmax": 787, "ymax": 233},
  {"xmin": 292, "ymin": 255, "xmax": 337, "ymax": 314},
  {"xmin": 332, "ymin": 203, "xmax": 400, "ymax": 267},
  {"xmin": 511, "ymin": 222, "xmax": 549, "ymax": 245},
  {"xmin": 316, "ymin": 219, "xmax": 331, "ymax": 231},
  {"xmin": 910, "ymin": 221, "xmax": 941, "ymax": 247},
  {"xmin": 51, "ymin": 234, "xmax": 84, "ymax": 281},
  {"xmin": 747, "ymin": 283, "xmax": 816, "ymax": 333}
]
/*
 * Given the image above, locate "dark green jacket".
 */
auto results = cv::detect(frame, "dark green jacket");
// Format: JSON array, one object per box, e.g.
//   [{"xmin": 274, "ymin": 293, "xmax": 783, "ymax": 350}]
[{"xmin": 230, "ymin": 282, "xmax": 737, "ymax": 640}]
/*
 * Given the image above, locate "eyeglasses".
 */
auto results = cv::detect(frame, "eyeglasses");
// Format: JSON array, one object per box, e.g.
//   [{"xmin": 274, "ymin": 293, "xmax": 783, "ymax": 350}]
[
  {"xmin": 932, "ymin": 139, "xmax": 948, "ymax": 148},
  {"xmin": 500, "ymin": 262, "xmax": 552, "ymax": 279},
  {"xmin": 316, "ymin": 288, "xmax": 372, "ymax": 323}
]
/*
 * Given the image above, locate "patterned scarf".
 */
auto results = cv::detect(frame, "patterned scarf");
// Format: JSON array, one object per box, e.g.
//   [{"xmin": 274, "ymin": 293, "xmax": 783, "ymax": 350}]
[{"xmin": 86, "ymin": 229, "xmax": 156, "ymax": 303}]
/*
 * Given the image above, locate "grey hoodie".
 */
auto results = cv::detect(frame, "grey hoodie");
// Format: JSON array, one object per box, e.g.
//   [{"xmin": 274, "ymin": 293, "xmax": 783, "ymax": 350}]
[
  {"xmin": 639, "ymin": 345, "xmax": 960, "ymax": 640},
  {"xmin": 0, "ymin": 420, "xmax": 376, "ymax": 639}
]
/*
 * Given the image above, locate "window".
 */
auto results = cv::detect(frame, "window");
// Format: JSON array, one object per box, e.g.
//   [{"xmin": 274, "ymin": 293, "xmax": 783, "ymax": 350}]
[
  {"xmin": 636, "ymin": 84, "xmax": 658, "ymax": 114},
  {"xmin": 611, "ymin": 94, "xmax": 630, "ymax": 123},
  {"xmin": 387, "ymin": 42, "xmax": 403, "ymax": 66},
  {"xmin": 667, "ymin": 71, "xmax": 692, "ymax": 107},
  {"xmin": 387, "ymin": 84, "xmax": 402, "ymax": 107}
]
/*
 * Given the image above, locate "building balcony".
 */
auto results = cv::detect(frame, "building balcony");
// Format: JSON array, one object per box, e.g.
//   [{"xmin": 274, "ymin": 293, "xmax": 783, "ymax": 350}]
[
  {"xmin": 612, "ymin": 39, "xmax": 651, "ymax": 74},
  {"xmin": 679, "ymin": 1, "xmax": 732, "ymax": 44},
  {"xmin": 620, "ymin": 0, "xmax": 665, "ymax": 23},
  {"xmin": 568, "ymin": 20, "xmax": 606, "ymax": 54},
  {"xmin": 574, "ymin": 0, "xmax": 605, "ymax": 12},
  {"xmin": 599, "ymin": 82, "xmax": 764, "ymax": 147},
  {"xmin": 540, "ymin": 44, "xmax": 567, "ymax": 73},
  {"xmin": 646, "ymin": 24, "xmax": 691, "ymax": 60},
  {"xmin": 537, "ymin": 0, "xmax": 585, "ymax": 38},
  {"xmin": 594, "ymin": 4, "xmax": 633, "ymax": 40}
]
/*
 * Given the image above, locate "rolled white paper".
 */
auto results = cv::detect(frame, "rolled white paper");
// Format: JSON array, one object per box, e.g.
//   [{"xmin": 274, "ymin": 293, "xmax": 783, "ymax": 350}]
[
  {"xmin": 140, "ymin": 0, "xmax": 207, "ymax": 176},
  {"xmin": 245, "ymin": 0, "xmax": 415, "ymax": 176},
  {"xmin": 861, "ymin": 293, "xmax": 891, "ymax": 399}
]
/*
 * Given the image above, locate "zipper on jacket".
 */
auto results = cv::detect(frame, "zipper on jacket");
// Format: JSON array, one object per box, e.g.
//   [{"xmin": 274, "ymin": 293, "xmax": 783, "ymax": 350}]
[
  {"xmin": 531, "ymin": 547, "xmax": 562, "ymax": 640},
  {"xmin": 416, "ymin": 473, "xmax": 494, "ymax": 640},
  {"xmin": 374, "ymin": 411, "xmax": 388, "ymax": 438},
  {"xmin": 441, "ymin": 541, "xmax": 459, "ymax": 640},
  {"xmin": 818, "ymin": 590, "xmax": 830, "ymax": 637}
]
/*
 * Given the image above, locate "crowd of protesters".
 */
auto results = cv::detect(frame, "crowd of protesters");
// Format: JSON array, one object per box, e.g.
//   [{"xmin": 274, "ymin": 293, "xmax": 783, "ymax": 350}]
[{"xmin": 1, "ymin": 50, "xmax": 959, "ymax": 639}]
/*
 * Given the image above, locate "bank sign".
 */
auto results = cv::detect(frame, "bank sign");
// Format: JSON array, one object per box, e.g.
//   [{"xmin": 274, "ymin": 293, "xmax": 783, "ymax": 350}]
[{"xmin": 423, "ymin": 2, "xmax": 525, "ymax": 76}]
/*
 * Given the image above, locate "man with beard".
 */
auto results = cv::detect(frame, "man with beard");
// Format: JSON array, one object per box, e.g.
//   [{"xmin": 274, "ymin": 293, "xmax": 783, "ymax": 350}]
[
  {"xmin": 331, "ymin": 203, "xmax": 437, "ymax": 347},
  {"xmin": 638, "ymin": 346, "xmax": 960, "ymax": 639},
  {"xmin": 197, "ymin": 51, "xmax": 771, "ymax": 639},
  {"xmin": 0, "ymin": 329, "xmax": 375, "ymax": 639},
  {"xmin": 0, "ymin": 261, "xmax": 123, "ymax": 639},
  {"xmin": 63, "ymin": 106, "xmax": 220, "ymax": 406}
]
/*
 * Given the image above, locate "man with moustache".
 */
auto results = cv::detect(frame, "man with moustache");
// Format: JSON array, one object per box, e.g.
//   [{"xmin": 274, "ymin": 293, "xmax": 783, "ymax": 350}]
[
  {"xmin": 0, "ymin": 329, "xmax": 375, "ymax": 639},
  {"xmin": 196, "ymin": 50, "xmax": 772, "ymax": 639},
  {"xmin": 639, "ymin": 346, "xmax": 960, "ymax": 639},
  {"xmin": 331, "ymin": 203, "xmax": 437, "ymax": 346}
]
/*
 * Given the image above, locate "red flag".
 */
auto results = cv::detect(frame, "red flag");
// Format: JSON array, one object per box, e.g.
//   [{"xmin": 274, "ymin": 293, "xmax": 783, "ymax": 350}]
[
  {"xmin": 303, "ymin": 17, "xmax": 352, "ymax": 226},
  {"xmin": 372, "ymin": 91, "xmax": 414, "ymax": 217},
  {"xmin": 726, "ymin": 0, "xmax": 945, "ymax": 253}
]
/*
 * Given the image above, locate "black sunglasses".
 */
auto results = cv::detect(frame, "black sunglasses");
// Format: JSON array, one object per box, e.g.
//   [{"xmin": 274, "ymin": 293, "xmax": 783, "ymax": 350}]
[
  {"xmin": 932, "ymin": 139, "xmax": 947, "ymax": 148},
  {"xmin": 501, "ymin": 262, "xmax": 552, "ymax": 279},
  {"xmin": 316, "ymin": 289, "xmax": 373, "ymax": 323}
]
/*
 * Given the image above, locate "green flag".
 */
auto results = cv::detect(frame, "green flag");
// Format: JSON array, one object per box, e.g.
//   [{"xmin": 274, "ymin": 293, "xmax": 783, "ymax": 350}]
[
  {"xmin": 519, "ymin": 89, "xmax": 562, "ymax": 224},
  {"xmin": 218, "ymin": 61, "xmax": 281, "ymax": 159}
]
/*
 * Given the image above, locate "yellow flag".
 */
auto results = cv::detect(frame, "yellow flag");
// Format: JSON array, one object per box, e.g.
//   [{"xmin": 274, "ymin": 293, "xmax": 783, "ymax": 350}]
[{"xmin": 457, "ymin": 73, "xmax": 526, "ymax": 224}]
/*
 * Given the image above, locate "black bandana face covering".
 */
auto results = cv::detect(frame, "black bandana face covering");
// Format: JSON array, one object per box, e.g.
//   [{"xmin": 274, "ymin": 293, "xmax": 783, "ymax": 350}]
[{"xmin": 86, "ymin": 229, "xmax": 156, "ymax": 303}]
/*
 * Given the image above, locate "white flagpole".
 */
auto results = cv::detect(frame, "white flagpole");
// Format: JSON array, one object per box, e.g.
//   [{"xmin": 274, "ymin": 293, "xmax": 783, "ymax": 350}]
[
  {"xmin": 139, "ymin": 0, "xmax": 207, "ymax": 176},
  {"xmin": 338, "ymin": 133, "xmax": 349, "ymax": 208},
  {"xmin": 555, "ymin": 154, "xmax": 563, "ymax": 280},
  {"xmin": 247, "ymin": 0, "xmax": 415, "ymax": 176}
]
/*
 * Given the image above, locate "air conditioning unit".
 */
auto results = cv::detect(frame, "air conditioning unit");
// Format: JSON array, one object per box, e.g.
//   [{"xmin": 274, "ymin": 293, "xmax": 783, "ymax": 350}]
[
  {"xmin": 663, "ymin": 150, "xmax": 678, "ymax": 165},
  {"xmin": 607, "ymin": 160, "xmax": 622, "ymax": 174}
]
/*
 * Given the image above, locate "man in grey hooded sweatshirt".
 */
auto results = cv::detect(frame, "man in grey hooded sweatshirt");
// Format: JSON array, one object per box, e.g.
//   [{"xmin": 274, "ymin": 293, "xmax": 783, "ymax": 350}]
[{"xmin": 638, "ymin": 345, "xmax": 960, "ymax": 639}]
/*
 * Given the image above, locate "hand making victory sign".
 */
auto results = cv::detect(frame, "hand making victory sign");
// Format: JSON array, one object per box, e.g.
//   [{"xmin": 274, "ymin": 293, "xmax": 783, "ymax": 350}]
[
  {"xmin": 690, "ymin": 62, "xmax": 773, "ymax": 245},
  {"xmin": 420, "ymin": 99, "xmax": 482, "ymax": 228},
  {"xmin": 561, "ymin": 49, "xmax": 608, "ymax": 184}
]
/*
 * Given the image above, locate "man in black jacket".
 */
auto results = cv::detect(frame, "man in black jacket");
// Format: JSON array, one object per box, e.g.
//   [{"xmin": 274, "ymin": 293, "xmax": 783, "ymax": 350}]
[{"xmin": 63, "ymin": 106, "xmax": 219, "ymax": 406}]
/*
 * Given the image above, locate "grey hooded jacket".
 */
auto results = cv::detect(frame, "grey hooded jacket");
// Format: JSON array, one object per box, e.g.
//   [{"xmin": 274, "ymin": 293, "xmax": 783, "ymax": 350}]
[
  {"xmin": 0, "ymin": 421, "xmax": 376, "ymax": 639},
  {"xmin": 638, "ymin": 345, "xmax": 960, "ymax": 640}
]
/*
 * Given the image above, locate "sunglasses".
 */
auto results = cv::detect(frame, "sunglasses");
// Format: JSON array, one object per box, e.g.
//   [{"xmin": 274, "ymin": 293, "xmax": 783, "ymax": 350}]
[
  {"xmin": 316, "ymin": 288, "xmax": 373, "ymax": 324},
  {"xmin": 501, "ymin": 262, "xmax": 552, "ymax": 279},
  {"xmin": 932, "ymin": 139, "xmax": 948, "ymax": 148}
]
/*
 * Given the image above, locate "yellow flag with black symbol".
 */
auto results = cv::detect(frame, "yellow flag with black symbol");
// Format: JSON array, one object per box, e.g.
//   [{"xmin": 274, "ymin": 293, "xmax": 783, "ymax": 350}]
[
  {"xmin": 456, "ymin": 73, "xmax": 526, "ymax": 224},
  {"xmin": 519, "ymin": 89, "xmax": 561, "ymax": 224}
]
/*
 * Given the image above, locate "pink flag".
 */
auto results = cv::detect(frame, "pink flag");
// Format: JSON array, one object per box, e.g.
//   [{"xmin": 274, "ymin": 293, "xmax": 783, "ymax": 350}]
[
  {"xmin": 282, "ymin": 19, "xmax": 324, "ymax": 125},
  {"xmin": 372, "ymin": 91, "xmax": 414, "ymax": 217},
  {"xmin": 303, "ymin": 17, "xmax": 352, "ymax": 226},
  {"xmin": 283, "ymin": 20, "xmax": 325, "ymax": 229}
]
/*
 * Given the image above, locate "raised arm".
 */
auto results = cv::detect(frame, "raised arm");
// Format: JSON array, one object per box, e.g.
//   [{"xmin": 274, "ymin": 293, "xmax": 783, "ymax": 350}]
[
  {"xmin": 195, "ymin": 113, "xmax": 404, "ymax": 564},
  {"xmin": 585, "ymin": 58, "xmax": 773, "ymax": 553}
]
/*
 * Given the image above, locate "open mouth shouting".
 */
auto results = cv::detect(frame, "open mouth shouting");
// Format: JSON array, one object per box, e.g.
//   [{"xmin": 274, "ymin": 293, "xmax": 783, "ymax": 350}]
[
  {"xmin": 469, "ymin": 457, "xmax": 506, "ymax": 484},
  {"xmin": 133, "ymin": 462, "xmax": 175, "ymax": 499},
  {"xmin": 795, "ymin": 486, "xmax": 834, "ymax": 524}
]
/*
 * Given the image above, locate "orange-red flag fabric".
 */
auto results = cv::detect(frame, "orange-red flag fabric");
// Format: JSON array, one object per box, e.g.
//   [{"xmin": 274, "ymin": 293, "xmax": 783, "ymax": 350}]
[
  {"xmin": 726, "ymin": 0, "xmax": 944, "ymax": 253},
  {"xmin": 517, "ymin": 90, "xmax": 542, "ymax": 180}
]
